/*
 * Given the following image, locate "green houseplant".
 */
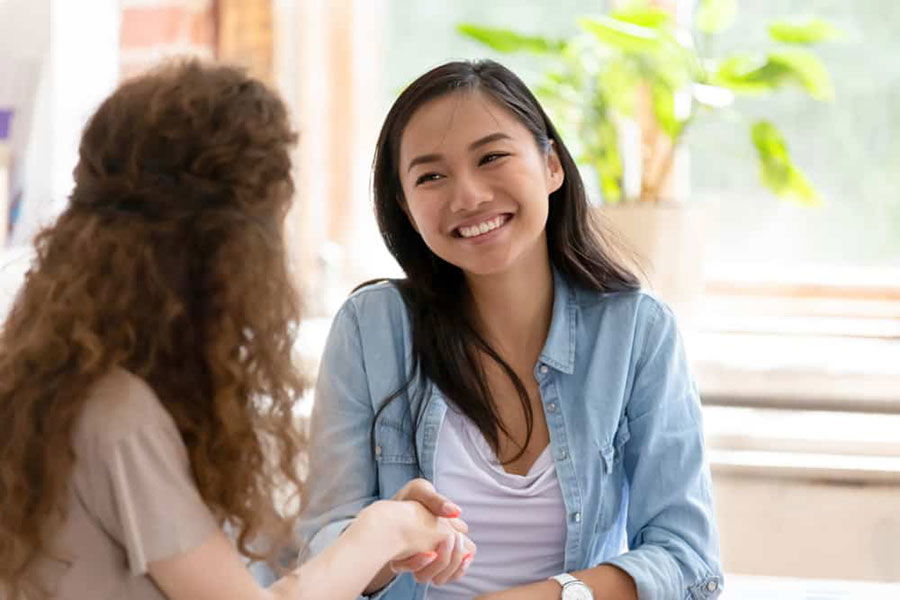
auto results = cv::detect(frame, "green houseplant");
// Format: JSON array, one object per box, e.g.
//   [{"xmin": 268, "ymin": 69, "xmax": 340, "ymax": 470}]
[{"xmin": 458, "ymin": 1, "xmax": 841, "ymax": 315}]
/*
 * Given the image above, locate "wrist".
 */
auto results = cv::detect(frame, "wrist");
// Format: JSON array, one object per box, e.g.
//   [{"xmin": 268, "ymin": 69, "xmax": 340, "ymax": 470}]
[
  {"xmin": 350, "ymin": 502, "xmax": 403, "ymax": 562},
  {"xmin": 346, "ymin": 505, "xmax": 404, "ymax": 596},
  {"xmin": 550, "ymin": 573, "xmax": 594, "ymax": 600}
]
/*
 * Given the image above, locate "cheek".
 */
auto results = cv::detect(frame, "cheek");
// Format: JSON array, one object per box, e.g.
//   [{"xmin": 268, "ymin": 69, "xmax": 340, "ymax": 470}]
[{"xmin": 405, "ymin": 201, "xmax": 442, "ymax": 239}]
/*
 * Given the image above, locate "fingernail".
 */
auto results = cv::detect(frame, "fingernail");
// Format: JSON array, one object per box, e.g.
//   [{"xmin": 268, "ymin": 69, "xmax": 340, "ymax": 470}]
[
  {"xmin": 442, "ymin": 502, "xmax": 462, "ymax": 517},
  {"xmin": 420, "ymin": 551, "xmax": 438, "ymax": 564},
  {"xmin": 462, "ymin": 555, "xmax": 474, "ymax": 568}
]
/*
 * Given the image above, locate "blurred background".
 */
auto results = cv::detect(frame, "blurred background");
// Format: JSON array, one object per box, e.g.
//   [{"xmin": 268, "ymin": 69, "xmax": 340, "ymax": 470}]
[{"xmin": 1, "ymin": 0, "xmax": 898, "ymax": 597}]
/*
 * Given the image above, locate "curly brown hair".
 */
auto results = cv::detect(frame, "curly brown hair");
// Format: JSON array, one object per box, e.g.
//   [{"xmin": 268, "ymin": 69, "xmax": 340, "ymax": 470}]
[{"xmin": 0, "ymin": 59, "xmax": 305, "ymax": 597}]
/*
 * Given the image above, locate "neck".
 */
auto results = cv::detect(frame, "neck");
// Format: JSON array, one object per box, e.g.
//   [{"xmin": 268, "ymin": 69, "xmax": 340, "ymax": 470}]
[{"xmin": 465, "ymin": 249, "xmax": 554, "ymax": 361}]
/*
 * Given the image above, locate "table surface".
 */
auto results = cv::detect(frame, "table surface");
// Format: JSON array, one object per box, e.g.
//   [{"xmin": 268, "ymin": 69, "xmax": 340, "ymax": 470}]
[{"xmin": 725, "ymin": 574, "xmax": 900, "ymax": 599}]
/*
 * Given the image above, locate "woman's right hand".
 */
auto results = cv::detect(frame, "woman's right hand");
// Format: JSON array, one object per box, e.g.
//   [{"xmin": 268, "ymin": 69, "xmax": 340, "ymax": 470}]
[
  {"xmin": 364, "ymin": 500, "xmax": 471, "ymax": 560},
  {"xmin": 359, "ymin": 479, "xmax": 476, "ymax": 591}
]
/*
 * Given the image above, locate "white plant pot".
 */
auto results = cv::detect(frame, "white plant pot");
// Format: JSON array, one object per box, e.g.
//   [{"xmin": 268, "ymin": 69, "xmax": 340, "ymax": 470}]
[{"xmin": 598, "ymin": 201, "xmax": 707, "ymax": 323}]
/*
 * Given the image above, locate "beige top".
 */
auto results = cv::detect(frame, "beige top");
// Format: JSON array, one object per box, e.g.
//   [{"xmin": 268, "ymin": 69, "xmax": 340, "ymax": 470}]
[{"xmin": 37, "ymin": 369, "xmax": 219, "ymax": 599}]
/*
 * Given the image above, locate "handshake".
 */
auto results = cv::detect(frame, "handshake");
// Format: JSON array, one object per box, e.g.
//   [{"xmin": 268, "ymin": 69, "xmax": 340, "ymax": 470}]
[{"xmin": 362, "ymin": 478, "xmax": 476, "ymax": 595}]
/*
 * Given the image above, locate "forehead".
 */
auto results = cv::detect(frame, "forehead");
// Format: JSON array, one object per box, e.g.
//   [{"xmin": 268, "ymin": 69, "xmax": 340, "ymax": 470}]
[{"xmin": 399, "ymin": 89, "xmax": 531, "ymax": 164}]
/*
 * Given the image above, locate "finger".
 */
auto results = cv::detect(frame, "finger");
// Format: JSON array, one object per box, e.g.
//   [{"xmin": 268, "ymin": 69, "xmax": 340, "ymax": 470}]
[
  {"xmin": 431, "ymin": 531, "xmax": 470, "ymax": 586},
  {"xmin": 445, "ymin": 549, "xmax": 475, "ymax": 583},
  {"xmin": 446, "ymin": 517, "xmax": 469, "ymax": 534},
  {"xmin": 412, "ymin": 534, "xmax": 455, "ymax": 583},
  {"xmin": 402, "ymin": 479, "xmax": 462, "ymax": 518},
  {"xmin": 390, "ymin": 551, "xmax": 437, "ymax": 573}
]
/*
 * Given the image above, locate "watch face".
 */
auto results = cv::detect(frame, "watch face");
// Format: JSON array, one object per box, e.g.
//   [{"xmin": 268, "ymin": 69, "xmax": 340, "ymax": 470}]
[{"xmin": 562, "ymin": 583, "xmax": 594, "ymax": 600}]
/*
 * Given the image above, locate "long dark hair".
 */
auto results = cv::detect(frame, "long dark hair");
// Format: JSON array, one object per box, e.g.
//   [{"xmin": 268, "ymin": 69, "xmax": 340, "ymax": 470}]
[{"xmin": 371, "ymin": 59, "xmax": 638, "ymax": 462}]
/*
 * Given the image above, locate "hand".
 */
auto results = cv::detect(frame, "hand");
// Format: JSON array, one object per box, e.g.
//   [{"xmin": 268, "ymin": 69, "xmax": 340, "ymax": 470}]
[{"xmin": 387, "ymin": 479, "xmax": 475, "ymax": 586}]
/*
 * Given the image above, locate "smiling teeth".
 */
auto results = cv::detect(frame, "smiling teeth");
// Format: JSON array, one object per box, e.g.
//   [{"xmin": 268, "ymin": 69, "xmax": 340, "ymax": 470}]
[{"xmin": 458, "ymin": 216, "xmax": 506, "ymax": 239}]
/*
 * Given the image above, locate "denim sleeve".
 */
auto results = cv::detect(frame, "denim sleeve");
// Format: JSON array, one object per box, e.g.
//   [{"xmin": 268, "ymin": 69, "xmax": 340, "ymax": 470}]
[
  {"xmin": 295, "ymin": 302, "xmax": 404, "ymax": 600},
  {"xmin": 603, "ymin": 301, "xmax": 724, "ymax": 600}
]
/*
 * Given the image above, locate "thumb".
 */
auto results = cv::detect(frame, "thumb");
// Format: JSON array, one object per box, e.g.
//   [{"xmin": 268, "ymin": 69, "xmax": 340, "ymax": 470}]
[
  {"xmin": 402, "ymin": 479, "xmax": 462, "ymax": 518},
  {"xmin": 391, "ymin": 551, "xmax": 438, "ymax": 573}
]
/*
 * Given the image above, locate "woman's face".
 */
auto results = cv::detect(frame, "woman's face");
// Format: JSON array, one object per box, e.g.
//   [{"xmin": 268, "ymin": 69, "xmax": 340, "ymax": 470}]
[{"xmin": 397, "ymin": 89, "xmax": 563, "ymax": 277}]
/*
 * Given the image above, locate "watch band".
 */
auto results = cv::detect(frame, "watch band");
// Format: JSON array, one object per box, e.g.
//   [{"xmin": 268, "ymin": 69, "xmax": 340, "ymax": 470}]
[
  {"xmin": 549, "ymin": 573, "xmax": 595, "ymax": 600},
  {"xmin": 551, "ymin": 573, "xmax": 580, "ymax": 587}
]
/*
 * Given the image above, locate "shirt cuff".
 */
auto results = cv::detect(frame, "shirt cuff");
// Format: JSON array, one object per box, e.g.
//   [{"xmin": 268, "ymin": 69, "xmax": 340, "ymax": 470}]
[{"xmin": 602, "ymin": 546, "xmax": 723, "ymax": 600}]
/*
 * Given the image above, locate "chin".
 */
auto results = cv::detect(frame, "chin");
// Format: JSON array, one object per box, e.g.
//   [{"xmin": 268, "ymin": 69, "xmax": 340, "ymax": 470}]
[{"xmin": 456, "ymin": 256, "xmax": 518, "ymax": 277}]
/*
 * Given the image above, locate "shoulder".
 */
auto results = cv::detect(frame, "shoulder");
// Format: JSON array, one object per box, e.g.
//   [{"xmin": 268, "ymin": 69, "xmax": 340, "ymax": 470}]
[
  {"xmin": 344, "ymin": 279, "xmax": 407, "ymax": 312},
  {"xmin": 574, "ymin": 285, "xmax": 671, "ymax": 332},
  {"xmin": 74, "ymin": 368, "xmax": 179, "ymax": 452},
  {"xmin": 333, "ymin": 279, "xmax": 410, "ymax": 332}
]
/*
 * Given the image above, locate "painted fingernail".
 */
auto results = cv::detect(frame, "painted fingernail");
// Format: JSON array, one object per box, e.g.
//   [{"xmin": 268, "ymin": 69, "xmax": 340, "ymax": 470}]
[
  {"xmin": 420, "ymin": 551, "xmax": 438, "ymax": 565},
  {"xmin": 442, "ymin": 502, "xmax": 462, "ymax": 517},
  {"xmin": 462, "ymin": 554, "xmax": 474, "ymax": 569}
]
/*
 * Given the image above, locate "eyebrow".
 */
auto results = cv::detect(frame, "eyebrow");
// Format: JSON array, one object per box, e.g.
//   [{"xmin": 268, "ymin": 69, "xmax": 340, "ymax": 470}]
[{"xmin": 406, "ymin": 132, "xmax": 512, "ymax": 173}]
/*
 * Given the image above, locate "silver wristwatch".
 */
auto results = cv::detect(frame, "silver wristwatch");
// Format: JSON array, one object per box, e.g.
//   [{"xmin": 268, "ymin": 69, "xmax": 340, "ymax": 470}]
[{"xmin": 549, "ymin": 573, "xmax": 595, "ymax": 600}]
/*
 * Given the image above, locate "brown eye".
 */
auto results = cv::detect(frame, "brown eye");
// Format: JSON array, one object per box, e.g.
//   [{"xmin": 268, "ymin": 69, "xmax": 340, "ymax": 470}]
[
  {"xmin": 479, "ymin": 152, "xmax": 508, "ymax": 166},
  {"xmin": 415, "ymin": 173, "xmax": 443, "ymax": 186}
]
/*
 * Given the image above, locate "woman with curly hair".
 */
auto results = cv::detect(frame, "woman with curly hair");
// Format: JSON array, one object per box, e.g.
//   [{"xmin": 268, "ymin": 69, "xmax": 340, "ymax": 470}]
[{"xmin": 0, "ymin": 60, "xmax": 470, "ymax": 600}]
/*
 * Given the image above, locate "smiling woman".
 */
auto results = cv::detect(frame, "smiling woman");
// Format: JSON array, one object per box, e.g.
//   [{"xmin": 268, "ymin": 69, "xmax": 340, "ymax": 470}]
[
  {"xmin": 298, "ymin": 59, "xmax": 723, "ymax": 600},
  {"xmin": 398, "ymin": 89, "xmax": 561, "ymax": 278}
]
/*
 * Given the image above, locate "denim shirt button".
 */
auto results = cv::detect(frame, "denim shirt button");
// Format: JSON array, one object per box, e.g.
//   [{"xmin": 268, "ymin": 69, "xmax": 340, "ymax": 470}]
[
  {"xmin": 557, "ymin": 449, "xmax": 568, "ymax": 460},
  {"xmin": 547, "ymin": 402, "xmax": 558, "ymax": 413},
  {"xmin": 374, "ymin": 445, "xmax": 382, "ymax": 457},
  {"xmin": 706, "ymin": 581, "xmax": 718, "ymax": 592},
  {"xmin": 539, "ymin": 364, "xmax": 549, "ymax": 374},
  {"xmin": 572, "ymin": 512, "xmax": 581, "ymax": 523}
]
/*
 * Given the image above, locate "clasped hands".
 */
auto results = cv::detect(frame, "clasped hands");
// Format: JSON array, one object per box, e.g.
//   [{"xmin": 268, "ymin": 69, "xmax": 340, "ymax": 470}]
[{"xmin": 387, "ymin": 478, "xmax": 477, "ymax": 586}]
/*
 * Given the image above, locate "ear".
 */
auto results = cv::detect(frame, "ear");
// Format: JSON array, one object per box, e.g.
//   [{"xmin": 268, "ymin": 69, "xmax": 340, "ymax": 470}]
[{"xmin": 545, "ymin": 140, "xmax": 564, "ymax": 195}]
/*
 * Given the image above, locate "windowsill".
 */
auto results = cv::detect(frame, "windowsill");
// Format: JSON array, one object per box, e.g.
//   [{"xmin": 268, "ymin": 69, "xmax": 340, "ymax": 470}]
[
  {"xmin": 689, "ymin": 330, "xmax": 900, "ymax": 413},
  {"xmin": 691, "ymin": 265, "xmax": 900, "ymax": 413}
]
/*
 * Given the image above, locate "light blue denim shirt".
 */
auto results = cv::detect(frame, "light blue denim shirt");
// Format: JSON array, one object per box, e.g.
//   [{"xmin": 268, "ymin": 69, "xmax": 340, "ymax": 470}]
[{"xmin": 298, "ymin": 269, "xmax": 723, "ymax": 600}]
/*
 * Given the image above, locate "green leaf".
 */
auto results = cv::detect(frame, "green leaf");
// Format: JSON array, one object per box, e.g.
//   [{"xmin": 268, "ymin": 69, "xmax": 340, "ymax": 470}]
[
  {"xmin": 751, "ymin": 121, "xmax": 820, "ymax": 205},
  {"xmin": 712, "ymin": 50, "xmax": 835, "ymax": 100},
  {"xmin": 712, "ymin": 54, "xmax": 777, "ymax": 94},
  {"xmin": 768, "ymin": 48, "xmax": 835, "ymax": 100},
  {"xmin": 456, "ymin": 24, "xmax": 565, "ymax": 54},
  {"xmin": 768, "ymin": 17, "xmax": 843, "ymax": 45},
  {"xmin": 610, "ymin": 2, "xmax": 672, "ymax": 30},
  {"xmin": 696, "ymin": 0, "xmax": 737, "ymax": 34},
  {"xmin": 578, "ymin": 15, "xmax": 662, "ymax": 53}
]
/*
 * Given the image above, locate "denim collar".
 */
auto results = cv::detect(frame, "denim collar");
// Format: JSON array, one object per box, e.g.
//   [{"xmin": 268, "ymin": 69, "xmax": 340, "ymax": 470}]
[{"xmin": 539, "ymin": 267, "xmax": 578, "ymax": 374}]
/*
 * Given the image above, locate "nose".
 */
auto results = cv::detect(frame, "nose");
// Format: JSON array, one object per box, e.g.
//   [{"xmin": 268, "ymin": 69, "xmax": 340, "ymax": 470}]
[{"xmin": 448, "ymin": 171, "xmax": 492, "ymax": 213}]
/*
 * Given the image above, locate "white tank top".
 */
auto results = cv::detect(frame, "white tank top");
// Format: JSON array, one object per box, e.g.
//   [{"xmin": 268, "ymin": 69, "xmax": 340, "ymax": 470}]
[{"xmin": 428, "ymin": 407, "xmax": 567, "ymax": 599}]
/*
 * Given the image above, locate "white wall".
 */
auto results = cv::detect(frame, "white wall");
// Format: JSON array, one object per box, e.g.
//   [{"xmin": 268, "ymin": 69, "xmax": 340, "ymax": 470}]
[
  {"xmin": 714, "ymin": 471, "xmax": 900, "ymax": 582},
  {"xmin": 2, "ymin": 0, "xmax": 119, "ymax": 247}
]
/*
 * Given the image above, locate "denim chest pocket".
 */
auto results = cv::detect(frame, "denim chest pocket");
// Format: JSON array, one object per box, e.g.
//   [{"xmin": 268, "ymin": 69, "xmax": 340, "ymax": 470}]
[
  {"xmin": 373, "ymin": 420, "xmax": 417, "ymax": 465},
  {"xmin": 596, "ymin": 417, "xmax": 630, "ymax": 532}
]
